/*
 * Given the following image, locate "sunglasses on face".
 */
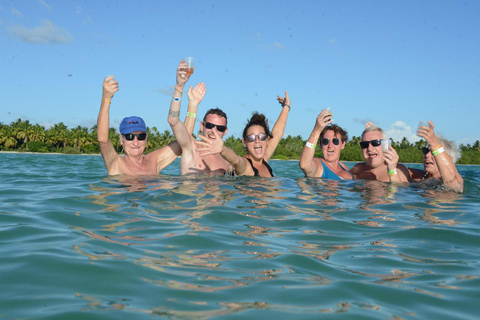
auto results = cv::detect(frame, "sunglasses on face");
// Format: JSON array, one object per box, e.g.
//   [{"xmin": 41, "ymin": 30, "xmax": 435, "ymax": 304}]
[
  {"xmin": 123, "ymin": 133, "xmax": 147, "ymax": 141},
  {"xmin": 321, "ymin": 138, "xmax": 341, "ymax": 146},
  {"xmin": 422, "ymin": 147, "xmax": 431, "ymax": 155},
  {"xmin": 245, "ymin": 133, "xmax": 268, "ymax": 142},
  {"xmin": 360, "ymin": 139, "xmax": 382, "ymax": 149},
  {"xmin": 204, "ymin": 122, "xmax": 227, "ymax": 132}
]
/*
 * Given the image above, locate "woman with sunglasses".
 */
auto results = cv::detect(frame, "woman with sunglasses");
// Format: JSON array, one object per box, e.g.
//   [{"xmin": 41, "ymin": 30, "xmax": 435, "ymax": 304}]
[
  {"xmin": 409, "ymin": 121, "xmax": 463, "ymax": 192},
  {"xmin": 299, "ymin": 109, "xmax": 353, "ymax": 180},
  {"xmin": 196, "ymin": 92, "xmax": 291, "ymax": 177}
]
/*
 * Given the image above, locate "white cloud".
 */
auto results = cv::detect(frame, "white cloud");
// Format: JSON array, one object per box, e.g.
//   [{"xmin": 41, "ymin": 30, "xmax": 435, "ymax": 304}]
[
  {"xmin": 9, "ymin": 20, "xmax": 73, "ymax": 44},
  {"xmin": 39, "ymin": 0, "xmax": 51, "ymax": 12},
  {"xmin": 385, "ymin": 121, "xmax": 420, "ymax": 143}
]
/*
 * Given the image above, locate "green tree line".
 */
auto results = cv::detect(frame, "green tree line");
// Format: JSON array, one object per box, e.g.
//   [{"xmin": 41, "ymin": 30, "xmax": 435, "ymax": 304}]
[{"xmin": 1, "ymin": 119, "xmax": 479, "ymax": 164}]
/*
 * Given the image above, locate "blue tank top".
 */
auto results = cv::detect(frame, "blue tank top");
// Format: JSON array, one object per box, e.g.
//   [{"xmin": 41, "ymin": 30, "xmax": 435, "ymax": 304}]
[{"xmin": 321, "ymin": 160, "xmax": 353, "ymax": 180}]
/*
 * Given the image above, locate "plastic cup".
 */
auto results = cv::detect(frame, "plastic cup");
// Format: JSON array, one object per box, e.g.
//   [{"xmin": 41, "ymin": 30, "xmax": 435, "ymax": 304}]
[
  {"xmin": 418, "ymin": 121, "xmax": 428, "ymax": 130},
  {"xmin": 381, "ymin": 139, "xmax": 390, "ymax": 152},
  {"xmin": 185, "ymin": 57, "xmax": 195, "ymax": 76}
]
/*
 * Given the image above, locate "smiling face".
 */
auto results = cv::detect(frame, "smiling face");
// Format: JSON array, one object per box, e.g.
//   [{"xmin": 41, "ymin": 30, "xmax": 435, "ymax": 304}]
[
  {"xmin": 120, "ymin": 131, "xmax": 147, "ymax": 157},
  {"xmin": 243, "ymin": 125, "xmax": 268, "ymax": 160},
  {"xmin": 321, "ymin": 129, "xmax": 345, "ymax": 163},
  {"xmin": 361, "ymin": 130, "xmax": 384, "ymax": 168},
  {"xmin": 200, "ymin": 114, "xmax": 228, "ymax": 140}
]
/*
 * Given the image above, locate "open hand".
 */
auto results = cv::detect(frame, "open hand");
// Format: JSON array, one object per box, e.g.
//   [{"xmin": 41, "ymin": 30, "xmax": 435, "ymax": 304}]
[
  {"xmin": 187, "ymin": 83, "xmax": 206, "ymax": 106},
  {"xmin": 195, "ymin": 128, "xmax": 224, "ymax": 156}
]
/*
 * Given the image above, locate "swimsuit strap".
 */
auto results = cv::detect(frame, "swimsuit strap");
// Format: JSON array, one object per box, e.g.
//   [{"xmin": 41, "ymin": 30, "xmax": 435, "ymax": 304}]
[{"xmin": 245, "ymin": 158, "xmax": 274, "ymax": 177}]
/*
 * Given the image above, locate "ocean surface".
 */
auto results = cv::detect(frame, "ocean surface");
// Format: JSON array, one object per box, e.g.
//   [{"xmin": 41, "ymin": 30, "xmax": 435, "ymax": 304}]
[{"xmin": 1, "ymin": 153, "xmax": 480, "ymax": 319}]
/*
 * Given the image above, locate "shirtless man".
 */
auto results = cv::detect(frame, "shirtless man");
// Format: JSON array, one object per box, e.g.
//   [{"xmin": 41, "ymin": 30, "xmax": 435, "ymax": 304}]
[
  {"xmin": 350, "ymin": 126, "xmax": 411, "ymax": 182},
  {"xmin": 167, "ymin": 64, "xmax": 230, "ymax": 176},
  {"xmin": 97, "ymin": 62, "xmax": 196, "ymax": 175}
]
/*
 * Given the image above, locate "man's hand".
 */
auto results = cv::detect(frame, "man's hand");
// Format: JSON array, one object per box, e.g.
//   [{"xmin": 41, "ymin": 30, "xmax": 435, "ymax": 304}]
[
  {"xmin": 103, "ymin": 76, "xmax": 119, "ymax": 100},
  {"xmin": 176, "ymin": 60, "xmax": 191, "ymax": 87},
  {"xmin": 187, "ymin": 83, "xmax": 206, "ymax": 107},
  {"xmin": 195, "ymin": 129, "xmax": 224, "ymax": 156}
]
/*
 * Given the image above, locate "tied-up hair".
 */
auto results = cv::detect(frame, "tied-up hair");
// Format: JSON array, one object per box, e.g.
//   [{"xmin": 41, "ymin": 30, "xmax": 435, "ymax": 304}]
[
  {"xmin": 242, "ymin": 112, "xmax": 273, "ymax": 139},
  {"xmin": 321, "ymin": 124, "xmax": 348, "ymax": 142}
]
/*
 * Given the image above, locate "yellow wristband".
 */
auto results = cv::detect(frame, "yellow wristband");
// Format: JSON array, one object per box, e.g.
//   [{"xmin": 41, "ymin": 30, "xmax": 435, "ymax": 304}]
[
  {"xmin": 431, "ymin": 144, "xmax": 442, "ymax": 152},
  {"xmin": 103, "ymin": 98, "xmax": 111, "ymax": 104},
  {"xmin": 175, "ymin": 85, "xmax": 183, "ymax": 94},
  {"xmin": 187, "ymin": 112, "xmax": 196, "ymax": 118}
]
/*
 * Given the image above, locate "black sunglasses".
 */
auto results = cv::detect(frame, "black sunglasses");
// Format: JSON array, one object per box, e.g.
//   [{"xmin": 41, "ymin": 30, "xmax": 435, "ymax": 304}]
[
  {"xmin": 204, "ymin": 122, "xmax": 227, "ymax": 132},
  {"xmin": 245, "ymin": 133, "xmax": 268, "ymax": 142},
  {"xmin": 123, "ymin": 133, "xmax": 147, "ymax": 141},
  {"xmin": 321, "ymin": 138, "xmax": 341, "ymax": 146},
  {"xmin": 422, "ymin": 147, "xmax": 430, "ymax": 155},
  {"xmin": 360, "ymin": 139, "xmax": 382, "ymax": 149}
]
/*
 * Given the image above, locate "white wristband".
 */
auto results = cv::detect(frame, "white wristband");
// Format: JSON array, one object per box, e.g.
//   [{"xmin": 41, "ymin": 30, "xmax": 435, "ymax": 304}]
[{"xmin": 305, "ymin": 142, "xmax": 316, "ymax": 149}]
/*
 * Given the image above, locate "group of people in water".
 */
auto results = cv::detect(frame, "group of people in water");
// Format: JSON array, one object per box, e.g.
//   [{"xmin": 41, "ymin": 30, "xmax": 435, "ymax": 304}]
[{"xmin": 97, "ymin": 60, "xmax": 464, "ymax": 193}]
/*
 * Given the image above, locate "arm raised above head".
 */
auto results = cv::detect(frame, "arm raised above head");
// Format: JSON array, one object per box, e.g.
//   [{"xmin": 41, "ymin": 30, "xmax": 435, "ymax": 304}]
[
  {"xmin": 417, "ymin": 121, "xmax": 463, "ymax": 192},
  {"xmin": 265, "ymin": 90, "xmax": 291, "ymax": 160},
  {"xmin": 167, "ymin": 60, "xmax": 200, "ymax": 151},
  {"xmin": 97, "ymin": 76, "xmax": 120, "ymax": 173},
  {"xmin": 299, "ymin": 109, "xmax": 333, "ymax": 177}
]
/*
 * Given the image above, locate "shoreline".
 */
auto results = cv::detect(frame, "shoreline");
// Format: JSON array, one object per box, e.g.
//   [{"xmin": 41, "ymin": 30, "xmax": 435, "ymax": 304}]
[{"xmin": 1, "ymin": 151, "xmax": 478, "ymax": 166}]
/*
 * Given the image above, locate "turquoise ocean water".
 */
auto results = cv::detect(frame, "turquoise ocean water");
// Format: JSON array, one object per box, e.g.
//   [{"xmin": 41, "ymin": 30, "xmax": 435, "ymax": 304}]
[{"xmin": 1, "ymin": 153, "xmax": 480, "ymax": 319}]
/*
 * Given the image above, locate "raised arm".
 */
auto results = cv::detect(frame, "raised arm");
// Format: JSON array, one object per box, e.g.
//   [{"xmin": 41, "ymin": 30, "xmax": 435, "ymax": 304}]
[
  {"xmin": 97, "ymin": 76, "xmax": 119, "ymax": 173},
  {"xmin": 417, "ymin": 121, "xmax": 463, "ymax": 192},
  {"xmin": 264, "ymin": 91, "xmax": 291, "ymax": 160},
  {"xmin": 299, "ymin": 109, "xmax": 333, "ymax": 177},
  {"xmin": 168, "ymin": 82, "xmax": 206, "ymax": 149},
  {"xmin": 167, "ymin": 60, "xmax": 200, "ymax": 149}
]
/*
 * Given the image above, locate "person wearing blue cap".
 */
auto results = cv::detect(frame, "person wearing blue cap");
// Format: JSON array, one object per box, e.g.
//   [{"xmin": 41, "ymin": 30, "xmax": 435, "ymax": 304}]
[{"xmin": 97, "ymin": 62, "xmax": 197, "ymax": 175}]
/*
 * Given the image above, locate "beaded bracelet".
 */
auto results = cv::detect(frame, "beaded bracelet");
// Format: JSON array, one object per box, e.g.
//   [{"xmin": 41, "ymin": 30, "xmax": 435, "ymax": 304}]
[
  {"xmin": 305, "ymin": 141, "xmax": 316, "ymax": 149},
  {"xmin": 432, "ymin": 147, "xmax": 445, "ymax": 156},
  {"xmin": 187, "ymin": 112, "xmax": 196, "ymax": 118}
]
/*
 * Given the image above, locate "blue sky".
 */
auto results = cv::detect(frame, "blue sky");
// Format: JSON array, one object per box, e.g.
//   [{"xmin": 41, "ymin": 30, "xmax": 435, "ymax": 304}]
[{"xmin": 1, "ymin": 0, "xmax": 479, "ymax": 146}]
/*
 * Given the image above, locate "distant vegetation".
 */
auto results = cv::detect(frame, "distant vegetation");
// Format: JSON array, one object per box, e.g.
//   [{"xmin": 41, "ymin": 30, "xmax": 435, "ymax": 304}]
[{"xmin": 1, "ymin": 119, "xmax": 479, "ymax": 164}]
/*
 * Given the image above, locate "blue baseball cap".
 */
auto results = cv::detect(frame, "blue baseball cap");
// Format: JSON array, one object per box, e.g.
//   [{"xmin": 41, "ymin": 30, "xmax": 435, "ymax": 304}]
[{"xmin": 119, "ymin": 116, "xmax": 147, "ymax": 134}]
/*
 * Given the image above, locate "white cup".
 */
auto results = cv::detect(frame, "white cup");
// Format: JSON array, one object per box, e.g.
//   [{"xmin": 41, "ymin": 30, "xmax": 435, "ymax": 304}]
[{"xmin": 381, "ymin": 139, "xmax": 390, "ymax": 152}]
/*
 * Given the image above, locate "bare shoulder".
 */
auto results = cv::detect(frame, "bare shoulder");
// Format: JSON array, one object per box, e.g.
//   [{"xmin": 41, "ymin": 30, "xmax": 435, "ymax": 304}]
[{"xmin": 349, "ymin": 162, "xmax": 364, "ymax": 173}]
